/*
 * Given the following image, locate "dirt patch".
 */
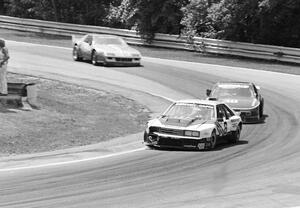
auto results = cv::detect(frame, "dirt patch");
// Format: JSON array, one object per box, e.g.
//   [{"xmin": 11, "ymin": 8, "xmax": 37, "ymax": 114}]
[{"xmin": 0, "ymin": 73, "xmax": 150, "ymax": 156}]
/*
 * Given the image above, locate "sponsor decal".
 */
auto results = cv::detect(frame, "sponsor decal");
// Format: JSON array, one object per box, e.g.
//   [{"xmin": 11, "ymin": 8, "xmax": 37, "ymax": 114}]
[{"xmin": 224, "ymin": 99, "xmax": 238, "ymax": 103}]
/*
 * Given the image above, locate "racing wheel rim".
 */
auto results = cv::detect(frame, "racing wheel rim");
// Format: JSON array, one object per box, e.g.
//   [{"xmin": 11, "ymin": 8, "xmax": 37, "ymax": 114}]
[
  {"xmin": 92, "ymin": 52, "xmax": 97, "ymax": 65},
  {"xmin": 73, "ymin": 47, "xmax": 80, "ymax": 61}
]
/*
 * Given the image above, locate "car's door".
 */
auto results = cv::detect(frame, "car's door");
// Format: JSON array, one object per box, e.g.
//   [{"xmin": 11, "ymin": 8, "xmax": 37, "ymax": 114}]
[
  {"xmin": 80, "ymin": 35, "xmax": 93, "ymax": 59},
  {"xmin": 222, "ymin": 104, "xmax": 239, "ymax": 132},
  {"xmin": 216, "ymin": 104, "xmax": 230, "ymax": 136}
]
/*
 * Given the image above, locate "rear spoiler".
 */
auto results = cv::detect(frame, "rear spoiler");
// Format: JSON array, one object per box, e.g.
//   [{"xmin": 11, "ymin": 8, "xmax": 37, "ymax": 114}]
[{"xmin": 207, "ymin": 97, "xmax": 218, "ymax": 101}]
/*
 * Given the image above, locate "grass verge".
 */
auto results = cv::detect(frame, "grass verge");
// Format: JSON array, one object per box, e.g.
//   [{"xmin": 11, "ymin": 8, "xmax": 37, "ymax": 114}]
[{"xmin": 0, "ymin": 73, "xmax": 149, "ymax": 156}]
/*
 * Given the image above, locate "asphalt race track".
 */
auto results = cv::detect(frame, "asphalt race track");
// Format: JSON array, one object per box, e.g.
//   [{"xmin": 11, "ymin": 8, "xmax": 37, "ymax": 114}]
[{"xmin": 0, "ymin": 41, "xmax": 300, "ymax": 208}]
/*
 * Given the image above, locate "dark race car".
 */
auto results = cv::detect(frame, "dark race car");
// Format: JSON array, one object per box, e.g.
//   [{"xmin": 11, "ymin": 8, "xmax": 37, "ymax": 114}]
[{"xmin": 206, "ymin": 82, "xmax": 264, "ymax": 123}]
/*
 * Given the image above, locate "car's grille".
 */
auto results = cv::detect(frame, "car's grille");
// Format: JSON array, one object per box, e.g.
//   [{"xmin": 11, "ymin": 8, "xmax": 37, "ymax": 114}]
[
  {"xmin": 158, "ymin": 137, "xmax": 199, "ymax": 147},
  {"xmin": 116, "ymin": 58, "xmax": 132, "ymax": 62},
  {"xmin": 158, "ymin": 137, "xmax": 182, "ymax": 147},
  {"xmin": 159, "ymin": 128, "xmax": 184, "ymax": 136}
]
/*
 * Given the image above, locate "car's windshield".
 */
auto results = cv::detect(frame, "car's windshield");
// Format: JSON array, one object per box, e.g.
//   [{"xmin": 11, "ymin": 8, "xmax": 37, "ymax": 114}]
[
  {"xmin": 94, "ymin": 37, "xmax": 127, "ymax": 46},
  {"xmin": 163, "ymin": 103, "xmax": 215, "ymax": 120},
  {"xmin": 212, "ymin": 84, "xmax": 254, "ymax": 97}
]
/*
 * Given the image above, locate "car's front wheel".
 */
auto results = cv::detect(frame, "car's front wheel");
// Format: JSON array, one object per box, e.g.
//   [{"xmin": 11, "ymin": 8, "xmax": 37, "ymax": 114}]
[
  {"xmin": 91, "ymin": 51, "xmax": 98, "ymax": 66},
  {"xmin": 209, "ymin": 131, "xmax": 217, "ymax": 150},
  {"xmin": 259, "ymin": 103, "xmax": 264, "ymax": 118},
  {"xmin": 228, "ymin": 125, "xmax": 241, "ymax": 143},
  {"xmin": 73, "ymin": 46, "xmax": 82, "ymax": 61}
]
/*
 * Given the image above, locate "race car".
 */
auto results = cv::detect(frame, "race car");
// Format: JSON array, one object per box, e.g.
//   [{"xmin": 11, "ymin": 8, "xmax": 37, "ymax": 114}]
[
  {"xmin": 72, "ymin": 34, "xmax": 141, "ymax": 66},
  {"xmin": 144, "ymin": 99, "xmax": 242, "ymax": 150},
  {"xmin": 206, "ymin": 82, "xmax": 264, "ymax": 122}
]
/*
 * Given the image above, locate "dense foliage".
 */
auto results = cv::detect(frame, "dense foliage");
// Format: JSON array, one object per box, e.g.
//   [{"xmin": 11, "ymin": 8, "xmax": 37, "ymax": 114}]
[
  {"xmin": 1, "ymin": 0, "xmax": 300, "ymax": 47},
  {"xmin": 181, "ymin": 0, "xmax": 300, "ymax": 47},
  {"xmin": 130, "ymin": 0, "xmax": 187, "ymax": 42}
]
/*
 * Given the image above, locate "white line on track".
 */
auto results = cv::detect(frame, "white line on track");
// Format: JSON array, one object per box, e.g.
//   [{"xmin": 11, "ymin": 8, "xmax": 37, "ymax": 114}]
[
  {"xmin": 0, "ymin": 148, "xmax": 145, "ymax": 172},
  {"xmin": 7, "ymin": 39, "xmax": 71, "ymax": 50}
]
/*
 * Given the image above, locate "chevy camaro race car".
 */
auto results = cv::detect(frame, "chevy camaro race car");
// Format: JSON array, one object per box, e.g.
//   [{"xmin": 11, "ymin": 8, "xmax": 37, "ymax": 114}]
[
  {"xmin": 144, "ymin": 99, "xmax": 242, "ymax": 150},
  {"xmin": 206, "ymin": 82, "xmax": 264, "ymax": 122},
  {"xmin": 72, "ymin": 34, "xmax": 141, "ymax": 66}
]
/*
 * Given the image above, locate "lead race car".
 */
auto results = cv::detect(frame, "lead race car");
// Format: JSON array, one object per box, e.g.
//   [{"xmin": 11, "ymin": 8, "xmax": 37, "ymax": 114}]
[
  {"xmin": 72, "ymin": 34, "xmax": 142, "ymax": 66},
  {"xmin": 144, "ymin": 99, "xmax": 242, "ymax": 150}
]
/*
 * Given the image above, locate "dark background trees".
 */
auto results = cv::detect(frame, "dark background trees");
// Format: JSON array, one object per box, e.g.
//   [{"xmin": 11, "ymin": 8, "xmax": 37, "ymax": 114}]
[{"xmin": 0, "ymin": 0, "xmax": 300, "ymax": 47}]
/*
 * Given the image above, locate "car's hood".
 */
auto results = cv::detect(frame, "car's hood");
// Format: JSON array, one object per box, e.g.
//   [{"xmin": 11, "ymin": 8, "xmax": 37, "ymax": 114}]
[
  {"xmin": 148, "ymin": 116, "xmax": 214, "ymax": 131},
  {"xmin": 218, "ymin": 97, "xmax": 259, "ymax": 109},
  {"xmin": 94, "ymin": 44, "xmax": 140, "ymax": 57}
]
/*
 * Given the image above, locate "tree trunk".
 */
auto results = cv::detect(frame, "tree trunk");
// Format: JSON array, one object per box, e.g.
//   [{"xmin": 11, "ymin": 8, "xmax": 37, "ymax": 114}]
[{"xmin": 51, "ymin": 0, "xmax": 58, "ymax": 21}]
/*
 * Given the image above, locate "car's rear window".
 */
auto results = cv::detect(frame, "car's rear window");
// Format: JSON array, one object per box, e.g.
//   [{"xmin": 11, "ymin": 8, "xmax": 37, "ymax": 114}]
[{"xmin": 94, "ymin": 37, "xmax": 127, "ymax": 46}]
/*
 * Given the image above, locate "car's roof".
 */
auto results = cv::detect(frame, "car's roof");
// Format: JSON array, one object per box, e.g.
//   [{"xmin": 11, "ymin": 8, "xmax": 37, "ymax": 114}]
[
  {"xmin": 175, "ymin": 99, "xmax": 220, "ymax": 106},
  {"xmin": 216, "ymin": 81, "xmax": 252, "ymax": 85}
]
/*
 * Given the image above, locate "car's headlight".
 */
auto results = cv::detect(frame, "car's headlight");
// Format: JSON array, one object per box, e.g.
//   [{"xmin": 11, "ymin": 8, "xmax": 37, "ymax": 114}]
[
  {"xmin": 251, "ymin": 99, "xmax": 259, "ymax": 107},
  {"xmin": 184, "ymin": 130, "xmax": 200, "ymax": 137},
  {"xmin": 131, "ymin": 53, "xmax": 140, "ymax": 57}
]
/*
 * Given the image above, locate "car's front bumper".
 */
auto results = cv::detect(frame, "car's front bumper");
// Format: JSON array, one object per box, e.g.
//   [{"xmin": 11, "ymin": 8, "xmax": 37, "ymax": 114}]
[
  {"xmin": 105, "ymin": 56, "xmax": 141, "ymax": 66},
  {"xmin": 144, "ymin": 132, "xmax": 211, "ymax": 150},
  {"xmin": 233, "ymin": 107, "xmax": 260, "ymax": 123}
]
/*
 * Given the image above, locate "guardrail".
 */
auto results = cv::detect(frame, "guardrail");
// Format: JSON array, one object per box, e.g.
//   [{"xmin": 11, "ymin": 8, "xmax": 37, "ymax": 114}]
[{"xmin": 1, "ymin": 15, "xmax": 300, "ymax": 64}]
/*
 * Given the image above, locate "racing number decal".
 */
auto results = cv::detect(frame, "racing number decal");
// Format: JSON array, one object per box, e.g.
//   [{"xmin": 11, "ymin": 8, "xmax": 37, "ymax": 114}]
[{"xmin": 215, "ymin": 121, "xmax": 227, "ymax": 136}]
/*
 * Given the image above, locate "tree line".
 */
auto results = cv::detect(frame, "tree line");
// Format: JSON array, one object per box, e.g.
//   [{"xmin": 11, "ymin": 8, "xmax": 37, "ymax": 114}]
[{"xmin": 1, "ymin": 0, "xmax": 300, "ymax": 47}]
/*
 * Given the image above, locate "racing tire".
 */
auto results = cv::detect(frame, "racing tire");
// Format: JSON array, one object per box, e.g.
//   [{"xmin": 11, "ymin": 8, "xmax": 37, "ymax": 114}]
[
  {"xmin": 209, "ymin": 131, "xmax": 217, "ymax": 150},
  {"xmin": 91, "ymin": 51, "xmax": 98, "ymax": 66},
  {"xmin": 228, "ymin": 125, "xmax": 241, "ymax": 144},
  {"xmin": 73, "ymin": 46, "xmax": 82, "ymax": 61},
  {"xmin": 259, "ymin": 104, "xmax": 264, "ymax": 119}
]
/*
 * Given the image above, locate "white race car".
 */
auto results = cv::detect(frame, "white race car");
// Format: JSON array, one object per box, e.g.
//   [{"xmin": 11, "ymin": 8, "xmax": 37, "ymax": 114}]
[
  {"xmin": 72, "ymin": 34, "xmax": 141, "ymax": 66},
  {"xmin": 144, "ymin": 99, "xmax": 242, "ymax": 150}
]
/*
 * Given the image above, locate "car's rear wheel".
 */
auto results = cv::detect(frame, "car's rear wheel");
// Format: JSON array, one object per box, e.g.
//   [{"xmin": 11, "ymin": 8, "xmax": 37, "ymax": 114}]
[
  {"xmin": 91, "ymin": 51, "xmax": 98, "ymax": 66},
  {"xmin": 229, "ymin": 125, "xmax": 241, "ymax": 143},
  {"xmin": 73, "ymin": 46, "xmax": 82, "ymax": 61}
]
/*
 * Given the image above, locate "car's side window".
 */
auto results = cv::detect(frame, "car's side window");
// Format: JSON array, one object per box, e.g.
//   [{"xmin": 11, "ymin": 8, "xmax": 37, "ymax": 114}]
[
  {"xmin": 216, "ymin": 105, "xmax": 226, "ymax": 119},
  {"xmin": 222, "ymin": 104, "xmax": 234, "ymax": 118}
]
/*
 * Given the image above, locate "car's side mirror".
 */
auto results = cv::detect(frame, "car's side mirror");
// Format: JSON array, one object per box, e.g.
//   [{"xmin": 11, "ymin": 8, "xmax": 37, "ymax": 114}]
[
  {"xmin": 206, "ymin": 89, "xmax": 211, "ymax": 96},
  {"xmin": 256, "ymin": 86, "xmax": 261, "ymax": 90}
]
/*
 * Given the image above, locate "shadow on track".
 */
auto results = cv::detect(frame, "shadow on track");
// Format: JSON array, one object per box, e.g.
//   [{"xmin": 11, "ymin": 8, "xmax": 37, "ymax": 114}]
[
  {"xmin": 244, "ymin": 114, "xmax": 269, "ymax": 125},
  {"xmin": 147, "ymin": 140, "xmax": 248, "ymax": 152}
]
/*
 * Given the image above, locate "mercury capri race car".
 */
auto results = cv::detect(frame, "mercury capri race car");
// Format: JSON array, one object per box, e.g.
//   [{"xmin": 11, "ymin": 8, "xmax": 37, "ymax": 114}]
[
  {"xmin": 144, "ymin": 99, "xmax": 242, "ymax": 150},
  {"xmin": 206, "ymin": 82, "xmax": 264, "ymax": 122},
  {"xmin": 72, "ymin": 34, "xmax": 141, "ymax": 66}
]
